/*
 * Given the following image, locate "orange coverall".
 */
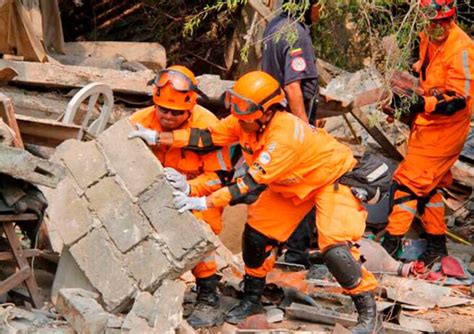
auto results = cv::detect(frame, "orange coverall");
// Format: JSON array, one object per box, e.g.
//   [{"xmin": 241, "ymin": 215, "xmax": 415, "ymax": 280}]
[
  {"xmin": 387, "ymin": 23, "xmax": 474, "ymax": 237},
  {"xmin": 172, "ymin": 111, "xmax": 377, "ymax": 295},
  {"xmin": 130, "ymin": 105, "xmax": 231, "ymax": 278}
]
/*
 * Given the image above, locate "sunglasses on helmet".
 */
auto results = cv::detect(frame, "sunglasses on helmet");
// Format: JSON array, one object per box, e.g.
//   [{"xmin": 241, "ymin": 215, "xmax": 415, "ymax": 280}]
[
  {"xmin": 157, "ymin": 106, "xmax": 186, "ymax": 116},
  {"xmin": 154, "ymin": 69, "xmax": 209, "ymax": 99}
]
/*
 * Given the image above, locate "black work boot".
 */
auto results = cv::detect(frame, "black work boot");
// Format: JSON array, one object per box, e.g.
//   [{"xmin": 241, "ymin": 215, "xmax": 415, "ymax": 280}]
[
  {"xmin": 187, "ymin": 275, "xmax": 223, "ymax": 328},
  {"xmin": 419, "ymin": 233, "xmax": 448, "ymax": 267},
  {"xmin": 350, "ymin": 291, "xmax": 383, "ymax": 334},
  {"xmin": 225, "ymin": 275, "xmax": 265, "ymax": 325},
  {"xmin": 381, "ymin": 232, "xmax": 403, "ymax": 259}
]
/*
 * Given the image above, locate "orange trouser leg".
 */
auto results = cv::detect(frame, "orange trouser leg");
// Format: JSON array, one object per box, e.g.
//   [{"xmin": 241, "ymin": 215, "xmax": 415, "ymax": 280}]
[
  {"xmin": 420, "ymin": 192, "xmax": 446, "ymax": 235},
  {"xmin": 191, "ymin": 208, "xmax": 222, "ymax": 279},
  {"xmin": 386, "ymin": 189, "xmax": 418, "ymax": 236},
  {"xmin": 245, "ymin": 188, "xmax": 313, "ymax": 278},
  {"xmin": 192, "ymin": 254, "xmax": 217, "ymax": 279},
  {"xmin": 315, "ymin": 184, "xmax": 378, "ymax": 295},
  {"xmin": 244, "ymin": 245, "xmax": 276, "ymax": 278}
]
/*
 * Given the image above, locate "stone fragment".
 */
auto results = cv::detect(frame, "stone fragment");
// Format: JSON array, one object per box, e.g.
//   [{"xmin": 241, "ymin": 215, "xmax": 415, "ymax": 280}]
[
  {"xmin": 56, "ymin": 289, "xmax": 109, "ymax": 334},
  {"xmin": 86, "ymin": 177, "xmax": 150, "ymax": 252},
  {"xmin": 153, "ymin": 279, "xmax": 186, "ymax": 331},
  {"xmin": 69, "ymin": 228, "xmax": 135, "ymax": 312},
  {"xmin": 55, "ymin": 140, "xmax": 108, "ymax": 190},
  {"xmin": 51, "ymin": 248, "xmax": 97, "ymax": 305},
  {"xmin": 98, "ymin": 119, "xmax": 163, "ymax": 196}
]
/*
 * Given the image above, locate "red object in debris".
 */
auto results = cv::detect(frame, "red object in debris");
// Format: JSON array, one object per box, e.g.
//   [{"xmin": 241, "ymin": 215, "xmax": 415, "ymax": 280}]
[
  {"xmin": 441, "ymin": 256, "xmax": 466, "ymax": 278},
  {"xmin": 411, "ymin": 260, "xmax": 428, "ymax": 276},
  {"xmin": 237, "ymin": 314, "xmax": 270, "ymax": 330},
  {"xmin": 426, "ymin": 271, "xmax": 443, "ymax": 282}
]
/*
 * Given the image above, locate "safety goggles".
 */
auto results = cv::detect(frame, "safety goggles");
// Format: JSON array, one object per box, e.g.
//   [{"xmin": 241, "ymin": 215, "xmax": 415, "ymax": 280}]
[
  {"xmin": 156, "ymin": 106, "xmax": 186, "ymax": 117},
  {"xmin": 154, "ymin": 69, "xmax": 208, "ymax": 99},
  {"xmin": 224, "ymin": 88, "xmax": 282, "ymax": 121}
]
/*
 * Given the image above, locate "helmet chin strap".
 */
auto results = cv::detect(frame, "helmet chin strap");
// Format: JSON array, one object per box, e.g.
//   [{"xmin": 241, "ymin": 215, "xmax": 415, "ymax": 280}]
[{"xmin": 256, "ymin": 109, "xmax": 276, "ymax": 133}]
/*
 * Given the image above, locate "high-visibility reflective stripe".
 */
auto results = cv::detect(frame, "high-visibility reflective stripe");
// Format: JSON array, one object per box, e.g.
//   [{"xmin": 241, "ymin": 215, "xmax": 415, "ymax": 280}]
[
  {"xmin": 426, "ymin": 201, "xmax": 444, "ymax": 208},
  {"xmin": 216, "ymin": 149, "xmax": 227, "ymax": 170},
  {"xmin": 462, "ymin": 50, "xmax": 471, "ymax": 96},
  {"xmin": 398, "ymin": 203, "xmax": 417, "ymax": 215},
  {"xmin": 294, "ymin": 119, "xmax": 300, "ymax": 140},
  {"xmin": 206, "ymin": 179, "xmax": 221, "ymax": 186}
]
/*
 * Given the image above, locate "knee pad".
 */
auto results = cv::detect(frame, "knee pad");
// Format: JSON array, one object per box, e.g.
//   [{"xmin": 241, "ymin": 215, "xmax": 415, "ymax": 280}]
[
  {"xmin": 242, "ymin": 225, "xmax": 276, "ymax": 269},
  {"xmin": 322, "ymin": 243, "xmax": 362, "ymax": 289}
]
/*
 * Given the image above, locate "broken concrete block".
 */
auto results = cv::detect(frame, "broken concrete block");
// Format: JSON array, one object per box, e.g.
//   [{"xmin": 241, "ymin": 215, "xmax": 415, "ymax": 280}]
[
  {"xmin": 86, "ymin": 177, "xmax": 150, "ymax": 252},
  {"xmin": 98, "ymin": 119, "xmax": 163, "ymax": 196},
  {"xmin": 139, "ymin": 178, "xmax": 214, "ymax": 260},
  {"xmin": 122, "ymin": 292, "xmax": 157, "ymax": 330},
  {"xmin": 55, "ymin": 140, "xmax": 108, "ymax": 190},
  {"xmin": 69, "ymin": 228, "xmax": 135, "ymax": 312},
  {"xmin": 56, "ymin": 289, "xmax": 109, "ymax": 334},
  {"xmin": 51, "ymin": 248, "xmax": 97, "ymax": 305},
  {"xmin": 124, "ymin": 239, "xmax": 172, "ymax": 290},
  {"xmin": 0, "ymin": 145, "xmax": 65, "ymax": 188},
  {"xmin": 153, "ymin": 279, "xmax": 186, "ymax": 331},
  {"xmin": 44, "ymin": 177, "xmax": 92, "ymax": 247}
]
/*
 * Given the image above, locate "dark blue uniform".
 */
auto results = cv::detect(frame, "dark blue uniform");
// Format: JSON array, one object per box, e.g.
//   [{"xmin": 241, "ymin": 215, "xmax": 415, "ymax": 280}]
[
  {"xmin": 262, "ymin": 13, "xmax": 319, "ymax": 123},
  {"xmin": 262, "ymin": 13, "xmax": 319, "ymax": 268}
]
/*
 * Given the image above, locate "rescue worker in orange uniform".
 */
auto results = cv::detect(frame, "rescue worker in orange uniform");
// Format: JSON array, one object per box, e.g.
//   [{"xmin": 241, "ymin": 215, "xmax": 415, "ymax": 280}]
[
  {"xmin": 153, "ymin": 71, "xmax": 380, "ymax": 332},
  {"xmin": 128, "ymin": 65, "xmax": 231, "ymax": 328},
  {"xmin": 382, "ymin": 0, "xmax": 474, "ymax": 266}
]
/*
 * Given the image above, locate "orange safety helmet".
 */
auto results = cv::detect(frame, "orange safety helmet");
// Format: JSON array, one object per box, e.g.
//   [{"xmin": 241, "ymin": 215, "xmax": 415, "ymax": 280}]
[
  {"xmin": 153, "ymin": 65, "xmax": 198, "ymax": 111},
  {"xmin": 420, "ymin": 0, "xmax": 456, "ymax": 20},
  {"xmin": 225, "ymin": 71, "xmax": 286, "ymax": 121}
]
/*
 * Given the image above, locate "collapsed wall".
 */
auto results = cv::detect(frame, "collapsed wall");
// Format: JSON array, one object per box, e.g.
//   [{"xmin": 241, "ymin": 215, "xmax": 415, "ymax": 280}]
[{"xmin": 41, "ymin": 118, "xmax": 219, "ymax": 312}]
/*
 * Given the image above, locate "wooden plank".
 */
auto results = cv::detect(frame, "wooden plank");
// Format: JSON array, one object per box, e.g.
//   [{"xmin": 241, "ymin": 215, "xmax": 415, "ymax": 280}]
[
  {"xmin": 0, "ymin": 59, "xmax": 154, "ymax": 96},
  {"xmin": 15, "ymin": 114, "xmax": 82, "ymax": 147},
  {"xmin": 0, "ymin": 213, "xmax": 38, "ymax": 222},
  {"xmin": 63, "ymin": 41, "xmax": 166, "ymax": 71},
  {"xmin": 286, "ymin": 303, "xmax": 417, "ymax": 334},
  {"xmin": 0, "ymin": 66, "xmax": 18, "ymax": 86},
  {"xmin": 1, "ymin": 86, "xmax": 68, "ymax": 120},
  {"xmin": 0, "ymin": 92, "xmax": 25, "ymax": 148},
  {"xmin": 0, "ymin": 267, "xmax": 30, "ymax": 296},
  {"xmin": 0, "ymin": 249, "xmax": 41, "ymax": 261},
  {"xmin": 3, "ymin": 221, "xmax": 43, "ymax": 308},
  {"xmin": 12, "ymin": 0, "xmax": 48, "ymax": 62},
  {"xmin": 350, "ymin": 107, "xmax": 404, "ymax": 161}
]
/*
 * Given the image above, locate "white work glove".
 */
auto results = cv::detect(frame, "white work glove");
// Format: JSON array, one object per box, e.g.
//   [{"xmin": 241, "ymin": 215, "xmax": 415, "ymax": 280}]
[
  {"xmin": 128, "ymin": 123, "xmax": 158, "ymax": 145},
  {"xmin": 164, "ymin": 167, "xmax": 190, "ymax": 195},
  {"xmin": 173, "ymin": 191, "xmax": 207, "ymax": 213}
]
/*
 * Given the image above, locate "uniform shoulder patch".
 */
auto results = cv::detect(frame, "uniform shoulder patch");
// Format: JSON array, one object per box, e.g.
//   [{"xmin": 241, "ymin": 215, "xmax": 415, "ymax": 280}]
[
  {"xmin": 291, "ymin": 56, "xmax": 307, "ymax": 72},
  {"xmin": 258, "ymin": 151, "xmax": 272, "ymax": 165}
]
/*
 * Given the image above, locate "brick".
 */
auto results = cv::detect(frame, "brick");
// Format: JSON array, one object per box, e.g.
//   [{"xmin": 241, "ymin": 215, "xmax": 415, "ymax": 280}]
[
  {"xmin": 138, "ymin": 178, "xmax": 211, "ymax": 260},
  {"xmin": 55, "ymin": 140, "xmax": 108, "ymax": 190},
  {"xmin": 86, "ymin": 177, "xmax": 150, "ymax": 252},
  {"xmin": 45, "ymin": 177, "xmax": 92, "ymax": 247},
  {"xmin": 0, "ymin": 145, "xmax": 65, "ymax": 188},
  {"xmin": 98, "ymin": 119, "xmax": 163, "ymax": 196},
  {"xmin": 69, "ymin": 228, "xmax": 135, "ymax": 312},
  {"xmin": 124, "ymin": 239, "xmax": 172, "ymax": 290},
  {"xmin": 56, "ymin": 289, "xmax": 109, "ymax": 334}
]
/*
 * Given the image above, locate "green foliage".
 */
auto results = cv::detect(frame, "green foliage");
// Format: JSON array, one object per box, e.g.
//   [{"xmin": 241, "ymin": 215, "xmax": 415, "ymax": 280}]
[{"xmin": 183, "ymin": 0, "xmax": 248, "ymax": 37}]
